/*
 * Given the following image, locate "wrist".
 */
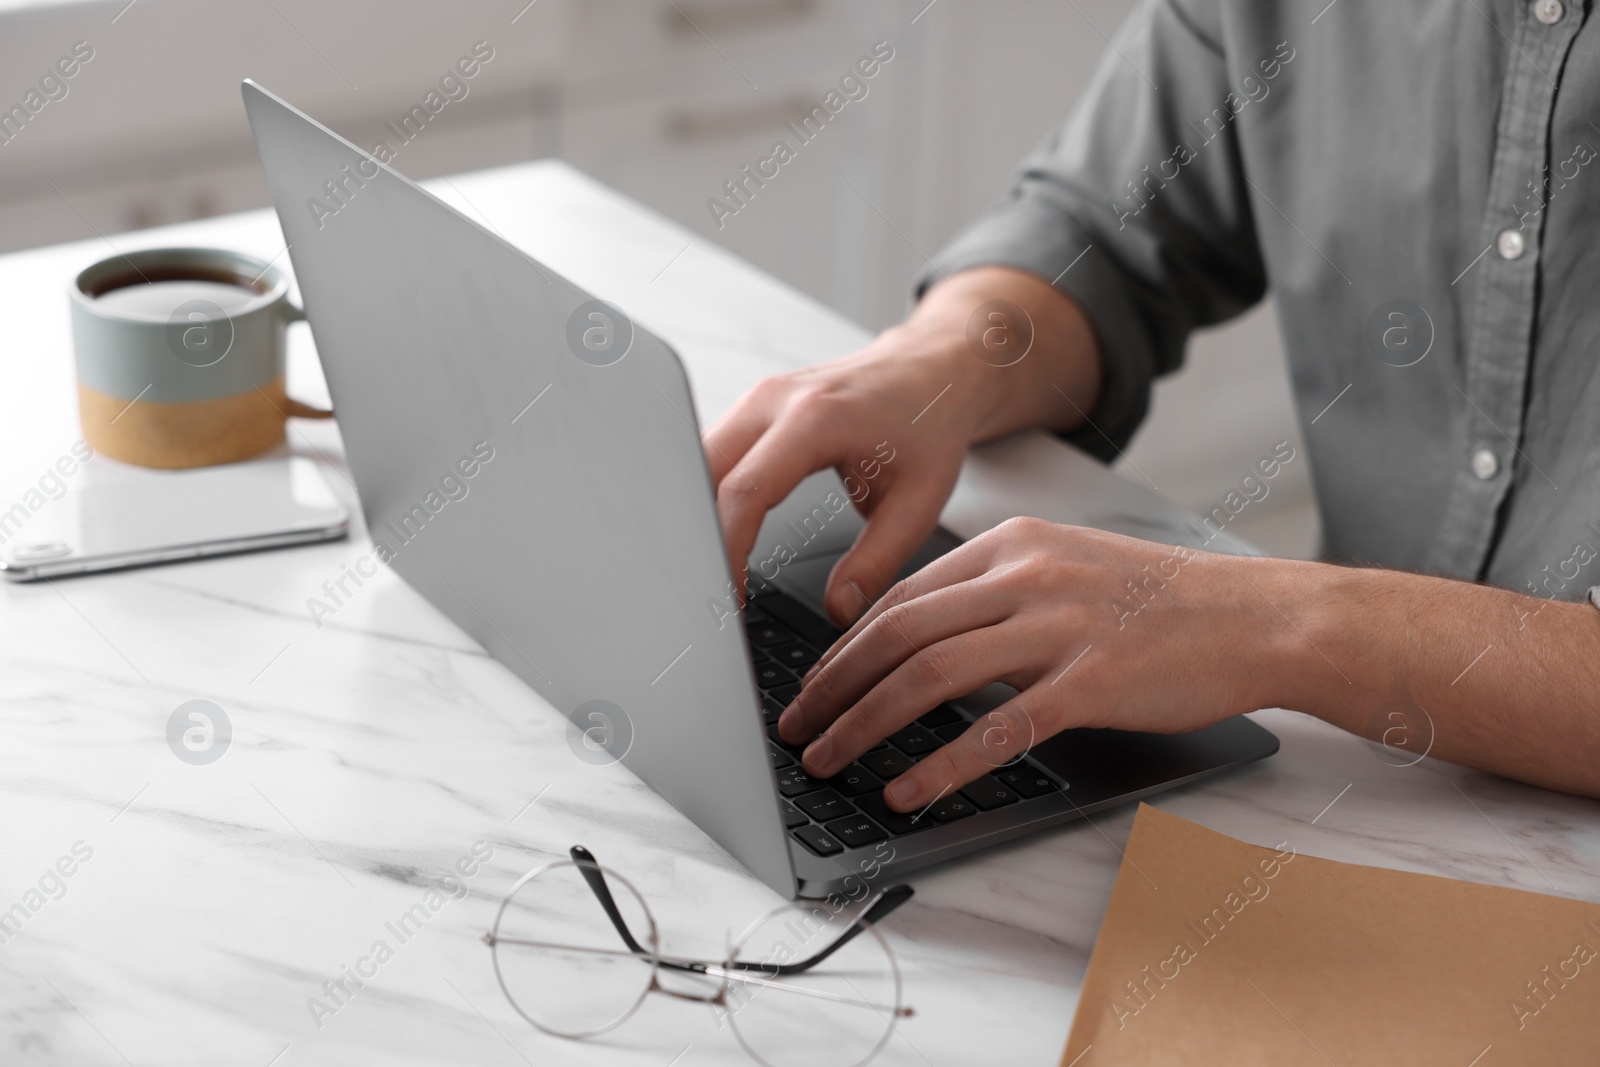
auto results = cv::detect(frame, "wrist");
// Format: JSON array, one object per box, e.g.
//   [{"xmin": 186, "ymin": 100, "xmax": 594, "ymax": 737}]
[
  {"xmin": 906, "ymin": 267, "xmax": 1104, "ymax": 442},
  {"xmin": 874, "ymin": 313, "xmax": 1013, "ymax": 447},
  {"xmin": 1237, "ymin": 555, "xmax": 1384, "ymax": 728}
]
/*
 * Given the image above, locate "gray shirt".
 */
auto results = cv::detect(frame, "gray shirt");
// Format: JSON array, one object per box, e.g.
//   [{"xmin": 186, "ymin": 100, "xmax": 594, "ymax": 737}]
[{"xmin": 921, "ymin": 0, "xmax": 1600, "ymax": 604}]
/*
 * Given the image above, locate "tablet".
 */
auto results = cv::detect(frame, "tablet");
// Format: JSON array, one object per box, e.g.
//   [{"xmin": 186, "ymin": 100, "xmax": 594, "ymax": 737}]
[{"xmin": 0, "ymin": 454, "xmax": 349, "ymax": 581}]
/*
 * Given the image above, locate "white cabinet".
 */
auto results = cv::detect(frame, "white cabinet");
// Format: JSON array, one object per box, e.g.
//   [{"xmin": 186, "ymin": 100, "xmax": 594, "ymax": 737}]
[
  {"xmin": 0, "ymin": 0, "xmax": 569, "ymax": 249},
  {"xmin": 557, "ymin": 70, "xmax": 904, "ymax": 323},
  {"xmin": 553, "ymin": 0, "xmax": 912, "ymax": 324}
]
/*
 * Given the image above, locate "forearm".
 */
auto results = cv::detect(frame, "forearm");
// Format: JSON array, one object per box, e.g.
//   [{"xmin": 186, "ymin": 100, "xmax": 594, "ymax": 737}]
[
  {"xmin": 1253, "ymin": 558, "xmax": 1600, "ymax": 796},
  {"xmin": 898, "ymin": 266, "xmax": 1104, "ymax": 444}
]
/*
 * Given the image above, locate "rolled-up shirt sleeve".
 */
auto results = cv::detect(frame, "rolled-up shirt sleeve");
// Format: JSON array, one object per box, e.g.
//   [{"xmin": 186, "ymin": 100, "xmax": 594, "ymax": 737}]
[{"xmin": 915, "ymin": 0, "xmax": 1268, "ymax": 460}]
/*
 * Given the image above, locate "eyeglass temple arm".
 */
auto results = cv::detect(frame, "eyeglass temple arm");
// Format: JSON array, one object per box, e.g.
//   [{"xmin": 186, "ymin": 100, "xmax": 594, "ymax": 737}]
[
  {"xmin": 570, "ymin": 845, "xmax": 650, "ymax": 957},
  {"xmin": 572, "ymin": 845, "xmax": 914, "ymax": 978},
  {"xmin": 568, "ymin": 846, "xmax": 736, "ymax": 979},
  {"xmin": 756, "ymin": 883, "xmax": 915, "ymax": 977}
]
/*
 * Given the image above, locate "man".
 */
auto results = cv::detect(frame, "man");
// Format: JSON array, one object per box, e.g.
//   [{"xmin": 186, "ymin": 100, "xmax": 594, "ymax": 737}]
[{"xmin": 705, "ymin": 0, "xmax": 1600, "ymax": 810}]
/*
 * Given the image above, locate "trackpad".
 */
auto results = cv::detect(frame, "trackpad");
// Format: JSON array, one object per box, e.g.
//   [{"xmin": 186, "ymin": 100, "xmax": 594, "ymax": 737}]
[{"xmin": 1024, "ymin": 717, "xmax": 1280, "ymax": 800}]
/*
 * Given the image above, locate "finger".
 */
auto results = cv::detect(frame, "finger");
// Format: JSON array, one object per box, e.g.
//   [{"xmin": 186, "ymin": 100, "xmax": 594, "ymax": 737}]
[
  {"xmin": 780, "ymin": 573, "xmax": 1013, "ymax": 745},
  {"xmin": 821, "ymin": 471, "xmax": 957, "ymax": 626},
  {"xmin": 807, "ymin": 537, "xmax": 997, "ymax": 685},
  {"xmin": 702, "ymin": 400, "xmax": 771, "ymax": 488},
  {"xmin": 799, "ymin": 626, "xmax": 1024, "ymax": 779},
  {"xmin": 880, "ymin": 694, "xmax": 1053, "ymax": 811},
  {"xmin": 715, "ymin": 421, "xmax": 849, "ymax": 596}
]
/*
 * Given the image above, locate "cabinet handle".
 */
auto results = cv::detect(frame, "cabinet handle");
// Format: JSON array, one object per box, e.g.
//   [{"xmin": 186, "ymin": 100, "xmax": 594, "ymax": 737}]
[
  {"xmin": 664, "ymin": 95, "xmax": 812, "ymax": 142},
  {"xmin": 662, "ymin": 0, "xmax": 816, "ymax": 36}
]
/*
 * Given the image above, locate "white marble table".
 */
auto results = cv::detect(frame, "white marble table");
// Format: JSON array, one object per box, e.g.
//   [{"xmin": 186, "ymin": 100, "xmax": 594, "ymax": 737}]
[{"xmin": 2, "ymin": 161, "xmax": 1596, "ymax": 1067}]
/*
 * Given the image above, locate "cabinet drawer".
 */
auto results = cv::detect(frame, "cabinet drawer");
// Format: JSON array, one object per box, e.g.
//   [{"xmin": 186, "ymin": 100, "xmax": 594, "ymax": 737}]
[
  {"xmin": 557, "ymin": 70, "xmax": 894, "ymax": 316},
  {"xmin": 559, "ymin": 0, "xmax": 866, "ymax": 85}
]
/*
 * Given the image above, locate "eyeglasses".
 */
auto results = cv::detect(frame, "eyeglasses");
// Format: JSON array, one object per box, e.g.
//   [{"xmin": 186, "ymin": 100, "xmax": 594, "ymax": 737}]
[{"xmin": 483, "ymin": 845, "xmax": 916, "ymax": 1067}]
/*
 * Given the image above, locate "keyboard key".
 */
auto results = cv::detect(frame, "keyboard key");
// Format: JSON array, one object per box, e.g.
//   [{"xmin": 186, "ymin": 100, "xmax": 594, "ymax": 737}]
[
  {"xmin": 769, "ymin": 683, "xmax": 802, "ymax": 705},
  {"xmin": 761, "ymin": 695, "xmax": 784, "ymax": 724},
  {"xmin": 781, "ymin": 800, "xmax": 809, "ymax": 828},
  {"xmin": 746, "ymin": 620, "xmax": 795, "ymax": 648},
  {"xmin": 795, "ymin": 789, "xmax": 855, "ymax": 822},
  {"xmin": 749, "ymin": 647, "xmax": 772, "ymax": 666},
  {"xmin": 825, "ymin": 815, "xmax": 888, "ymax": 849},
  {"xmin": 932, "ymin": 722, "xmax": 969, "ymax": 743},
  {"xmin": 855, "ymin": 792, "xmax": 934, "ymax": 836},
  {"xmin": 960, "ymin": 775, "xmax": 1019, "ymax": 810},
  {"xmin": 743, "ymin": 604, "xmax": 769, "ymax": 624},
  {"xmin": 767, "ymin": 743, "xmax": 794, "ymax": 770},
  {"xmin": 824, "ymin": 764, "xmax": 882, "ymax": 797},
  {"xmin": 768, "ymin": 725, "xmax": 806, "ymax": 756},
  {"xmin": 769, "ymin": 641, "xmax": 820, "ymax": 671},
  {"xmin": 757, "ymin": 590, "xmax": 845, "ymax": 648},
  {"xmin": 859, "ymin": 748, "xmax": 916, "ymax": 780},
  {"xmin": 992, "ymin": 767, "xmax": 1060, "ymax": 799},
  {"xmin": 793, "ymin": 825, "xmax": 843, "ymax": 857},
  {"xmin": 928, "ymin": 794, "xmax": 976, "ymax": 822},
  {"xmin": 888, "ymin": 724, "xmax": 941, "ymax": 756},
  {"xmin": 776, "ymin": 767, "xmax": 822, "ymax": 797},
  {"xmin": 918, "ymin": 704, "xmax": 962, "ymax": 728},
  {"xmin": 755, "ymin": 662, "xmax": 796, "ymax": 690}
]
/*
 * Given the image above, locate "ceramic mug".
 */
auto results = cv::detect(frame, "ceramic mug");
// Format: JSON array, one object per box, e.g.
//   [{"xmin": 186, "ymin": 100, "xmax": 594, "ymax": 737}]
[{"xmin": 69, "ymin": 247, "xmax": 331, "ymax": 469}]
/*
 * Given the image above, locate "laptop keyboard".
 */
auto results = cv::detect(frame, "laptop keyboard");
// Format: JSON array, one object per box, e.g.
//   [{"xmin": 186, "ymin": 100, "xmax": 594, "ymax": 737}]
[{"xmin": 746, "ymin": 589, "xmax": 1065, "ymax": 858}]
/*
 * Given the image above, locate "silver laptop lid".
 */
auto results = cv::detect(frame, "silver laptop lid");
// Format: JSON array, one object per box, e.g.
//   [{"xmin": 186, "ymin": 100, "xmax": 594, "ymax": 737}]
[{"xmin": 241, "ymin": 80, "xmax": 795, "ymax": 896}]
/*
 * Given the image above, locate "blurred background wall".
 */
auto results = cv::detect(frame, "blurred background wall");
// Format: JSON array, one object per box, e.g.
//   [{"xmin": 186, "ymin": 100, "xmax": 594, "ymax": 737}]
[{"xmin": 0, "ymin": 0, "xmax": 1317, "ymax": 556}]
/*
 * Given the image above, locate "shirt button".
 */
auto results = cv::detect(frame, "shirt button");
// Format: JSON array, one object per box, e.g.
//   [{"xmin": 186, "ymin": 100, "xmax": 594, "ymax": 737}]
[
  {"xmin": 1471, "ymin": 449, "xmax": 1500, "ymax": 480},
  {"xmin": 1534, "ymin": 0, "xmax": 1564, "ymax": 24},
  {"xmin": 1497, "ymin": 228, "xmax": 1526, "ymax": 259}
]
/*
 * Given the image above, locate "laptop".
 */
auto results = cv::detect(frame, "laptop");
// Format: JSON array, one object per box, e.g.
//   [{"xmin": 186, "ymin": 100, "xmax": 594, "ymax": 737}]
[{"xmin": 241, "ymin": 80, "xmax": 1278, "ymax": 899}]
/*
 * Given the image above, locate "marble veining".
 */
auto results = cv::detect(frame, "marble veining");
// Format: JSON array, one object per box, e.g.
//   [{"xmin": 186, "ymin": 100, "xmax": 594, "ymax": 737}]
[{"xmin": 0, "ymin": 162, "xmax": 1595, "ymax": 1065}]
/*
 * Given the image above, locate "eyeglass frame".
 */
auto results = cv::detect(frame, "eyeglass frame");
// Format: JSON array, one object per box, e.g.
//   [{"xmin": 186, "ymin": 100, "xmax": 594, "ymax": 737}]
[{"xmin": 482, "ymin": 845, "xmax": 916, "ymax": 1061}]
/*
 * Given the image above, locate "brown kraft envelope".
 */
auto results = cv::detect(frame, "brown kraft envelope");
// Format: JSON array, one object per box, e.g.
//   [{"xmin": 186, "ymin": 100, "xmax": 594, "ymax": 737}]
[{"xmin": 1062, "ymin": 804, "xmax": 1600, "ymax": 1066}]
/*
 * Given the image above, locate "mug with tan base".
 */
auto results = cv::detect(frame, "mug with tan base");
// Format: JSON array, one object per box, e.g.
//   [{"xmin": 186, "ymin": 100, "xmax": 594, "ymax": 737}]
[{"xmin": 69, "ymin": 247, "xmax": 331, "ymax": 469}]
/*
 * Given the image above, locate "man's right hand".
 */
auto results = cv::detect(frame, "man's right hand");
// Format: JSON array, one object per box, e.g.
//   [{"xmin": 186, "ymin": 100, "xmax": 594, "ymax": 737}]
[{"xmin": 702, "ymin": 266, "xmax": 1106, "ymax": 626}]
